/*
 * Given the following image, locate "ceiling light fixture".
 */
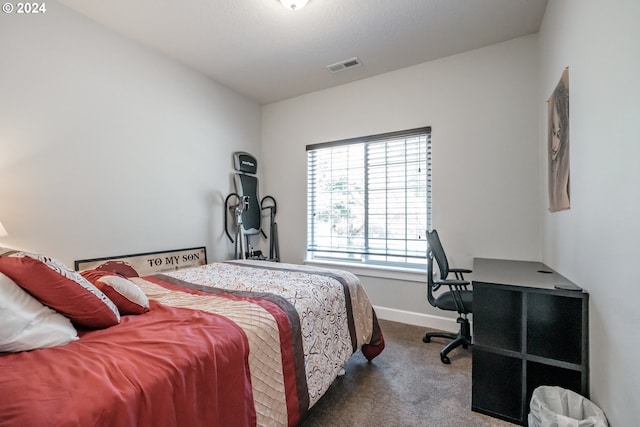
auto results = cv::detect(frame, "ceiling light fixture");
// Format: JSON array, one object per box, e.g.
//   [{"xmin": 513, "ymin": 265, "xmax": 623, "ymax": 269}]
[{"xmin": 280, "ymin": 0, "xmax": 309, "ymax": 11}]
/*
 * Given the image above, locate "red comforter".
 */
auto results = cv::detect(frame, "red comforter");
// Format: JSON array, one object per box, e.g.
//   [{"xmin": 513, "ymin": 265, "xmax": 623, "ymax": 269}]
[{"xmin": 0, "ymin": 301, "xmax": 255, "ymax": 427}]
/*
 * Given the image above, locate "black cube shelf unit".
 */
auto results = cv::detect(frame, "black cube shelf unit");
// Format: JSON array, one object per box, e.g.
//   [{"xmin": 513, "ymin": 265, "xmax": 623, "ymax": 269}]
[{"xmin": 471, "ymin": 258, "xmax": 589, "ymax": 426}]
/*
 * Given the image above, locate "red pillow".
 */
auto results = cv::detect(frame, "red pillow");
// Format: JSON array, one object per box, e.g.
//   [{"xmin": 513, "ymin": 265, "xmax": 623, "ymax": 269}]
[
  {"xmin": 81, "ymin": 270, "xmax": 149, "ymax": 315},
  {"xmin": 0, "ymin": 252, "xmax": 120, "ymax": 329}
]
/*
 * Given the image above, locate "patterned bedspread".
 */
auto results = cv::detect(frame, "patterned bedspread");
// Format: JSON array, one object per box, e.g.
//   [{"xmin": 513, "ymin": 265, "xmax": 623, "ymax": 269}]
[{"xmin": 132, "ymin": 260, "xmax": 385, "ymax": 426}]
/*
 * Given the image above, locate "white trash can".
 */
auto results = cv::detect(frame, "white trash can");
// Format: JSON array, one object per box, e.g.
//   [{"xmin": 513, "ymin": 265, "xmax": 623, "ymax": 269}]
[{"xmin": 528, "ymin": 386, "xmax": 608, "ymax": 427}]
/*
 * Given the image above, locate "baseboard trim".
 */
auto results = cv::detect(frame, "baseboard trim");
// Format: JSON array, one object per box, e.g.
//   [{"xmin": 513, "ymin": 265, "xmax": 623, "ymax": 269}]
[{"xmin": 373, "ymin": 306, "xmax": 466, "ymax": 333}]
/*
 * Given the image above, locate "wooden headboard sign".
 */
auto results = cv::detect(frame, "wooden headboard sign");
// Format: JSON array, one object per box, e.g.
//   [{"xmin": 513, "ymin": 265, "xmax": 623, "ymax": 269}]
[{"xmin": 74, "ymin": 246, "xmax": 207, "ymax": 277}]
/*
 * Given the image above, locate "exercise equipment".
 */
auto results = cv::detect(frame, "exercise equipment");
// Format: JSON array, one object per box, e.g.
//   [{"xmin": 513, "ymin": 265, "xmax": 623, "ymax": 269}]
[{"xmin": 224, "ymin": 152, "xmax": 279, "ymax": 261}]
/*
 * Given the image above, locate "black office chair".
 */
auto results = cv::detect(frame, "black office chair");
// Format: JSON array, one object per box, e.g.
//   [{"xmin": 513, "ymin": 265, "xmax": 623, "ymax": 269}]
[{"xmin": 422, "ymin": 229, "xmax": 473, "ymax": 364}]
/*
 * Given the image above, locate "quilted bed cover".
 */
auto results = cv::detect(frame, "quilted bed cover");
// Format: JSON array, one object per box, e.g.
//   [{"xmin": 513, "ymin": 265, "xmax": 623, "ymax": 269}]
[{"xmin": 0, "ymin": 260, "xmax": 384, "ymax": 427}]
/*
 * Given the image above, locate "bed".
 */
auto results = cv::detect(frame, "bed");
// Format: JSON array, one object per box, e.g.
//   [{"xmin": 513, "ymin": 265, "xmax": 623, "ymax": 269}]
[{"xmin": 0, "ymin": 250, "xmax": 384, "ymax": 427}]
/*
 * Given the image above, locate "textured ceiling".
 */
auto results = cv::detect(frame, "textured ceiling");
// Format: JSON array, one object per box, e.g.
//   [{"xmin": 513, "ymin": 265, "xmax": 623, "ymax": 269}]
[{"xmin": 59, "ymin": 0, "xmax": 548, "ymax": 105}]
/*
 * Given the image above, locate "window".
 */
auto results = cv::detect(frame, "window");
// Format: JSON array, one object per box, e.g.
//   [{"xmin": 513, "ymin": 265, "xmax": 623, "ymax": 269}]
[{"xmin": 306, "ymin": 127, "xmax": 431, "ymax": 268}]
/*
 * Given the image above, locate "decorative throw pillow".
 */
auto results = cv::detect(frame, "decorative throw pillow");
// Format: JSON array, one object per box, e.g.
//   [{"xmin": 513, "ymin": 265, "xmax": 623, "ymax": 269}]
[
  {"xmin": 81, "ymin": 270, "xmax": 149, "ymax": 315},
  {"xmin": 0, "ymin": 252, "xmax": 120, "ymax": 329},
  {"xmin": 0, "ymin": 272, "xmax": 78, "ymax": 352}
]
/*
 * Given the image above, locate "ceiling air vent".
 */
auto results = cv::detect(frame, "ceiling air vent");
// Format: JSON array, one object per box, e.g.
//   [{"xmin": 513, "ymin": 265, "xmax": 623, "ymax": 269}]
[{"xmin": 326, "ymin": 57, "xmax": 362, "ymax": 73}]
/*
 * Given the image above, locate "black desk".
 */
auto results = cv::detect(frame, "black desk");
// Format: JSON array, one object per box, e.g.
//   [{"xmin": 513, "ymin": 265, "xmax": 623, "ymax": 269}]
[{"xmin": 471, "ymin": 258, "xmax": 589, "ymax": 425}]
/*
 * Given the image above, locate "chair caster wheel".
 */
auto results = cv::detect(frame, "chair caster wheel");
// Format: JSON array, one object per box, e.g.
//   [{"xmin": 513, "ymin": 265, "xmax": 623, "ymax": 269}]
[
  {"xmin": 423, "ymin": 335, "xmax": 431, "ymax": 343},
  {"xmin": 440, "ymin": 355, "xmax": 450, "ymax": 364}
]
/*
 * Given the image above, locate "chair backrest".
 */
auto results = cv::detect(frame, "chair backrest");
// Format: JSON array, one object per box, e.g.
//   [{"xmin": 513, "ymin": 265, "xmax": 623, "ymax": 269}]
[
  {"xmin": 426, "ymin": 229, "xmax": 450, "ymax": 307},
  {"xmin": 426, "ymin": 248, "xmax": 437, "ymax": 307},
  {"xmin": 427, "ymin": 229, "xmax": 450, "ymax": 280}
]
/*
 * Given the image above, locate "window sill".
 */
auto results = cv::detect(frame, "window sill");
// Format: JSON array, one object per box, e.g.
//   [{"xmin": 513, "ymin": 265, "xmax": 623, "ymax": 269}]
[{"xmin": 303, "ymin": 259, "xmax": 426, "ymax": 283}]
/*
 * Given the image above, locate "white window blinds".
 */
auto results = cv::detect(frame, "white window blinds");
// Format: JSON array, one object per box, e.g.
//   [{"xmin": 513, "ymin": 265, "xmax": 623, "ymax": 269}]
[{"xmin": 306, "ymin": 127, "xmax": 431, "ymax": 267}]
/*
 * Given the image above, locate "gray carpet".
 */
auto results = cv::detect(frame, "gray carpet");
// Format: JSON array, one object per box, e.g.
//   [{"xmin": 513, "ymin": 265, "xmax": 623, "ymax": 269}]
[{"xmin": 299, "ymin": 319, "xmax": 514, "ymax": 427}]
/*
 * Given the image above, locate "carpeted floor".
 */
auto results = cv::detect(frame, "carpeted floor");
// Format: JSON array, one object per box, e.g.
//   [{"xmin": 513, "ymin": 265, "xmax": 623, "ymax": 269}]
[{"xmin": 299, "ymin": 319, "xmax": 515, "ymax": 427}]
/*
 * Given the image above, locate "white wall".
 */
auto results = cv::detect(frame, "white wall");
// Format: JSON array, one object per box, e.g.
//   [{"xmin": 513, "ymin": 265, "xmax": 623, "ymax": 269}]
[
  {"xmin": 539, "ymin": 1, "xmax": 640, "ymax": 425},
  {"xmin": 0, "ymin": 3, "xmax": 262, "ymax": 266},
  {"xmin": 262, "ymin": 35, "xmax": 541, "ymax": 326}
]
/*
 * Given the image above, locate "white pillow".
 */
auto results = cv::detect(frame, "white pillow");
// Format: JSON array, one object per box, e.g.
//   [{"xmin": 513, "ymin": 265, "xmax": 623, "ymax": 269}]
[{"xmin": 0, "ymin": 272, "xmax": 79, "ymax": 352}]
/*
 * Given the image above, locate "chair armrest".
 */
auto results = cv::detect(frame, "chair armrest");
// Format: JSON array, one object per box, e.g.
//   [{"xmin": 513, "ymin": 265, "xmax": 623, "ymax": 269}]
[
  {"xmin": 449, "ymin": 267, "xmax": 472, "ymax": 280},
  {"xmin": 449, "ymin": 268, "xmax": 472, "ymax": 274},
  {"xmin": 434, "ymin": 278, "xmax": 469, "ymax": 287}
]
